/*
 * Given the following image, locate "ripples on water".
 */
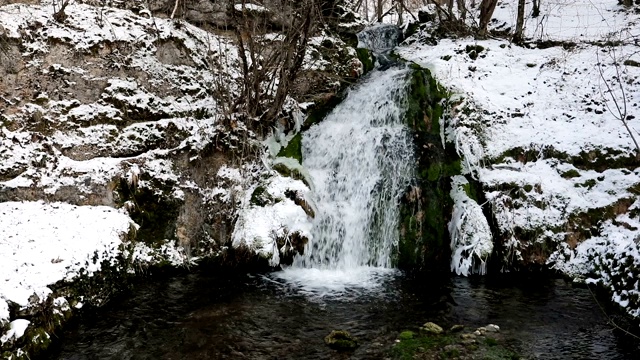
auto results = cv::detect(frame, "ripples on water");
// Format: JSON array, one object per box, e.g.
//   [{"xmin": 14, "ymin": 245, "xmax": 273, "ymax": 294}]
[{"xmin": 48, "ymin": 272, "xmax": 639, "ymax": 360}]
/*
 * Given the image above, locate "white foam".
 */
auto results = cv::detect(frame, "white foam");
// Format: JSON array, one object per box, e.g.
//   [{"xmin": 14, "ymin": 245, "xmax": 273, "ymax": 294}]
[
  {"xmin": 271, "ymin": 266, "xmax": 398, "ymax": 300},
  {"xmin": 292, "ymin": 67, "xmax": 414, "ymax": 270}
]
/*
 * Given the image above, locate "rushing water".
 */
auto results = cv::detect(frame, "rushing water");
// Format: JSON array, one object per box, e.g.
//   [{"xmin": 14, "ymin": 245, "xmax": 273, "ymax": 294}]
[
  {"xmin": 48, "ymin": 272, "xmax": 639, "ymax": 360},
  {"xmin": 293, "ymin": 67, "xmax": 413, "ymax": 270},
  {"xmin": 275, "ymin": 66, "xmax": 415, "ymax": 293}
]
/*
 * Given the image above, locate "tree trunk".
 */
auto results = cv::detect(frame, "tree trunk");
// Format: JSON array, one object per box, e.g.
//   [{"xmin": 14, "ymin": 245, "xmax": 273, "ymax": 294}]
[
  {"xmin": 478, "ymin": 0, "xmax": 498, "ymax": 37},
  {"xmin": 456, "ymin": 0, "xmax": 467, "ymax": 21},
  {"xmin": 513, "ymin": 0, "xmax": 525, "ymax": 44},
  {"xmin": 532, "ymin": 0, "xmax": 540, "ymax": 18}
]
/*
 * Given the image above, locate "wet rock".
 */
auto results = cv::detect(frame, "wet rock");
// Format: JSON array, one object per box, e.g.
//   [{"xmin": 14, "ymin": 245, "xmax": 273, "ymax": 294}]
[
  {"xmin": 461, "ymin": 338, "xmax": 477, "ymax": 345},
  {"xmin": 420, "ymin": 322, "xmax": 443, "ymax": 335},
  {"xmin": 486, "ymin": 324, "xmax": 500, "ymax": 332},
  {"xmin": 450, "ymin": 324, "xmax": 465, "ymax": 332},
  {"xmin": 460, "ymin": 333, "xmax": 476, "ymax": 340},
  {"xmin": 324, "ymin": 330, "xmax": 358, "ymax": 351}
]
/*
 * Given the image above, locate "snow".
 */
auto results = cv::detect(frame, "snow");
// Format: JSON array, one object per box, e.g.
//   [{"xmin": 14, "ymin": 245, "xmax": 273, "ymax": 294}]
[
  {"xmin": 0, "ymin": 319, "xmax": 30, "ymax": 345},
  {"xmin": 232, "ymin": 175, "xmax": 313, "ymax": 266},
  {"xmin": 449, "ymin": 176, "xmax": 493, "ymax": 276},
  {"xmin": 0, "ymin": 201, "xmax": 132, "ymax": 323},
  {"xmin": 234, "ymin": 3, "xmax": 268, "ymax": 13}
]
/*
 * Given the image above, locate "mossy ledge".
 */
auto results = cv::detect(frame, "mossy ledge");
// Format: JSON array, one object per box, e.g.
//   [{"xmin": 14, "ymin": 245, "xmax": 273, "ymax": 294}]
[{"xmin": 396, "ymin": 62, "xmax": 466, "ymax": 272}]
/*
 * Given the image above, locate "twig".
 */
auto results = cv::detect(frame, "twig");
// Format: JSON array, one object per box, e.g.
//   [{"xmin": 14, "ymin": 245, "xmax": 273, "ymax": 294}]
[
  {"xmin": 586, "ymin": 283, "xmax": 640, "ymax": 340},
  {"xmin": 170, "ymin": 0, "xmax": 179, "ymax": 20},
  {"xmin": 597, "ymin": 47, "xmax": 640, "ymax": 159}
]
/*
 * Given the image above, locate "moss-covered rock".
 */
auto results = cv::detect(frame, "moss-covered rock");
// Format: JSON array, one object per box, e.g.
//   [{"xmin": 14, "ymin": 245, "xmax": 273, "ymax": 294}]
[
  {"xmin": 397, "ymin": 63, "xmax": 463, "ymax": 272},
  {"xmin": 324, "ymin": 330, "xmax": 358, "ymax": 351},
  {"xmin": 277, "ymin": 133, "xmax": 303, "ymax": 163},
  {"xmin": 356, "ymin": 47, "xmax": 375, "ymax": 74},
  {"xmin": 421, "ymin": 322, "xmax": 444, "ymax": 334},
  {"xmin": 391, "ymin": 324, "xmax": 520, "ymax": 360},
  {"xmin": 116, "ymin": 176, "xmax": 181, "ymax": 247}
]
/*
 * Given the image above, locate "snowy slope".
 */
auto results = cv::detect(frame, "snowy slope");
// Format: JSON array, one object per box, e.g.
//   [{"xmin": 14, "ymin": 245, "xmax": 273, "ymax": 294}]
[{"xmin": 398, "ymin": 0, "xmax": 640, "ymax": 318}]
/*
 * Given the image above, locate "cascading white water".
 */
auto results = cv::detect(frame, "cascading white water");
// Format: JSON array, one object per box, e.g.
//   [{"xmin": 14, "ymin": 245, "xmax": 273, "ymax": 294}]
[{"xmin": 274, "ymin": 67, "xmax": 415, "ymax": 296}]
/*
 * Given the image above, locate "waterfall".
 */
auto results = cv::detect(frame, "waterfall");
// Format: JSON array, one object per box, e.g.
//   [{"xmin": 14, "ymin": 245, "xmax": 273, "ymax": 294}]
[{"xmin": 274, "ymin": 66, "xmax": 415, "ymax": 295}]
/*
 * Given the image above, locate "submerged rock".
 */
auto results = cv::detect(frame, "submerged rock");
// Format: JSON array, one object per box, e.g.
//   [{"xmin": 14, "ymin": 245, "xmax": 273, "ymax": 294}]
[{"xmin": 324, "ymin": 330, "xmax": 358, "ymax": 351}]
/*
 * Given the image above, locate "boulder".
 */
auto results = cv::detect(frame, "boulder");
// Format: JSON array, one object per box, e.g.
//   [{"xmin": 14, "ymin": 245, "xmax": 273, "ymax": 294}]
[
  {"xmin": 324, "ymin": 330, "xmax": 358, "ymax": 351},
  {"xmin": 420, "ymin": 322, "xmax": 443, "ymax": 335}
]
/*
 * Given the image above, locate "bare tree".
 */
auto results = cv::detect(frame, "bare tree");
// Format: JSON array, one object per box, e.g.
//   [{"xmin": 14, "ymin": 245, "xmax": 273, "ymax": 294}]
[
  {"xmin": 227, "ymin": 0, "xmax": 318, "ymax": 131},
  {"xmin": 531, "ymin": 0, "xmax": 541, "ymax": 18},
  {"xmin": 513, "ymin": 0, "xmax": 525, "ymax": 44},
  {"xmin": 597, "ymin": 44, "xmax": 640, "ymax": 159},
  {"xmin": 478, "ymin": 0, "xmax": 498, "ymax": 37}
]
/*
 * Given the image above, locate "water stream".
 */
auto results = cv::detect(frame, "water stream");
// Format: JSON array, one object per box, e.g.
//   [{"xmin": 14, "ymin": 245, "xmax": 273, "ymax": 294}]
[
  {"xmin": 274, "ymin": 63, "xmax": 415, "ymax": 297},
  {"xmin": 48, "ymin": 273, "xmax": 639, "ymax": 359}
]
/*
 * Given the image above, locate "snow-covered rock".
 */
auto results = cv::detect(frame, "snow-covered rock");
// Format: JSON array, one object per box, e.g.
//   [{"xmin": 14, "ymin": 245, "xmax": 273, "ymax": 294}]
[{"xmin": 398, "ymin": 0, "xmax": 640, "ymax": 319}]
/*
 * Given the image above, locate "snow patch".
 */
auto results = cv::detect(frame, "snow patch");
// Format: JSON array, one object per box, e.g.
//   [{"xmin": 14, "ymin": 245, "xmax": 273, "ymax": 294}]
[
  {"xmin": 1, "ymin": 319, "xmax": 30, "ymax": 345},
  {"xmin": 0, "ymin": 202, "xmax": 133, "ymax": 309}
]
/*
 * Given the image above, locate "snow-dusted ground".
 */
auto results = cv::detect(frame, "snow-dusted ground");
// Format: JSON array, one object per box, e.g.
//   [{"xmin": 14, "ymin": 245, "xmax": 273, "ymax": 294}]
[
  {"xmin": 398, "ymin": 0, "xmax": 640, "ymax": 318},
  {"xmin": 0, "ymin": 201, "xmax": 132, "ymax": 337}
]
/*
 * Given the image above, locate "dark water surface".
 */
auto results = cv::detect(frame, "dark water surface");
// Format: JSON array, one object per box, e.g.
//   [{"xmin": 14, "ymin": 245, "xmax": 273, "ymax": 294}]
[{"xmin": 47, "ymin": 272, "xmax": 639, "ymax": 360}]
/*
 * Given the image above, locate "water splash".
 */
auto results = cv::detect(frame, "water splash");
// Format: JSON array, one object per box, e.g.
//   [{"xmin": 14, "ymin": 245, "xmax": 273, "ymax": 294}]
[
  {"xmin": 356, "ymin": 24, "xmax": 401, "ymax": 54},
  {"xmin": 274, "ymin": 67, "xmax": 415, "ymax": 295}
]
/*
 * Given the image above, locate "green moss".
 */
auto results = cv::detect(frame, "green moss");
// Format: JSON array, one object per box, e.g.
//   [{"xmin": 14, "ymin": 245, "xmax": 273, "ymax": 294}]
[
  {"xmin": 324, "ymin": 330, "xmax": 358, "ymax": 351},
  {"xmin": 397, "ymin": 64, "xmax": 459, "ymax": 271},
  {"xmin": 561, "ymin": 169, "xmax": 581, "ymax": 178},
  {"xmin": 277, "ymin": 133, "xmax": 302, "ymax": 163},
  {"xmin": 117, "ymin": 178, "xmax": 181, "ymax": 247},
  {"xmin": 424, "ymin": 160, "xmax": 461, "ymax": 182},
  {"xmin": 302, "ymin": 90, "xmax": 346, "ymax": 131},
  {"xmin": 356, "ymin": 48, "xmax": 375, "ymax": 74},
  {"xmin": 496, "ymin": 145, "xmax": 639, "ymax": 172},
  {"xmin": 391, "ymin": 331, "xmax": 520, "ymax": 360},
  {"xmin": 391, "ymin": 333, "xmax": 455, "ymax": 360},
  {"xmin": 250, "ymin": 186, "xmax": 272, "ymax": 206},
  {"xmin": 485, "ymin": 337, "xmax": 499, "ymax": 346},
  {"xmin": 399, "ymin": 331, "xmax": 415, "ymax": 340},
  {"xmin": 575, "ymin": 178, "xmax": 597, "ymax": 189},
  {"xmin": 482, "ymin": 346, "xmax": 520, "ymax": 360}
]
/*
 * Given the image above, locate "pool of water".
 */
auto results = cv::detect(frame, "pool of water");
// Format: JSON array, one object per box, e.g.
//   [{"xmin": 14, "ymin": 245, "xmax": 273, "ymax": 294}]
[{"xmin": 46, "ymin": 271, "xmax": 639, "ymax": 359}]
